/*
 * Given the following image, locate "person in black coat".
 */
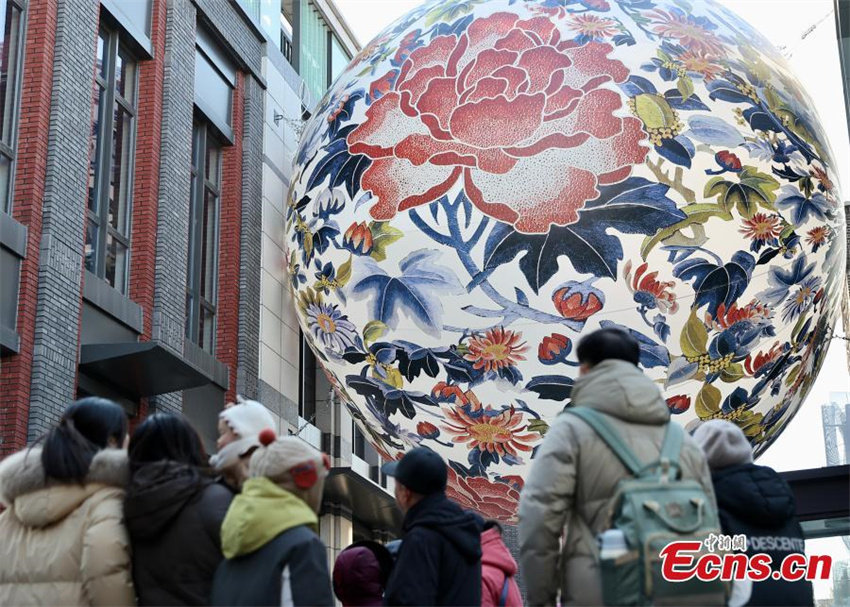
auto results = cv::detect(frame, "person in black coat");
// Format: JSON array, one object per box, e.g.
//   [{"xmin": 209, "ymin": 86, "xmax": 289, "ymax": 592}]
[
  {"xmin": 694, "ymin": 420, "xmax": 814, "ymax": 606},
  {"xmin": 382, "ymin": 448, "xmax": 483, "ymax": 607},
  {"xmin": 125, "ymin": 413, "xmax": 234, "ymax": 606}
]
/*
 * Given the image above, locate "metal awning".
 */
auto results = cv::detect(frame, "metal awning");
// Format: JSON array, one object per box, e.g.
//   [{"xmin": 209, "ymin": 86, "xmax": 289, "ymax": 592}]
[
  {"xmin": 79, "ymin": 342, "xmax": 211, "ymax": 398},
  {"xmin": 324, "ymin": 467, "xmax": 402, "ymax": 533}
]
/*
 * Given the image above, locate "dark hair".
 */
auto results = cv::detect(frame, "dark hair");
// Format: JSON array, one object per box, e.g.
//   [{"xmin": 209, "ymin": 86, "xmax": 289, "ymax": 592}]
[
  {"xmin": 42, "ymin": 397, "xmax": 128, "ymax": 482},
  {"xmin": 483, "ymin": 520, "xmax": 503, "ymax": 534},
  {"xmin": 128, "ymin": 413, "xmax": 209, "ymax": 472},
  {"xmin": 576, "ymin": 328, "xmax": 641, "ymax": 368}
]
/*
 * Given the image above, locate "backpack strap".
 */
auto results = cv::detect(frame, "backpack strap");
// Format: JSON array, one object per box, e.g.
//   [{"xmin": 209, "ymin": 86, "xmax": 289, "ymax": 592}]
[
  {"xmin": 657, "ymin": 420, "xmax": 684, "ymax": 481},
  {"xmin": 565, "ymin": 407, "xmax": 644, "ymax": 476},
  {"xmin": 499, "ymin": 577, "xmax": 510, "ymax": 607}
]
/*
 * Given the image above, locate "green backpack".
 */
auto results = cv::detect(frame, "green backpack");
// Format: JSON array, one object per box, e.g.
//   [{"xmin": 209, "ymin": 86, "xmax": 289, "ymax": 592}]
[{"xmin": 565, "ymin": 407, "xmax": 727, "ymax": 606}]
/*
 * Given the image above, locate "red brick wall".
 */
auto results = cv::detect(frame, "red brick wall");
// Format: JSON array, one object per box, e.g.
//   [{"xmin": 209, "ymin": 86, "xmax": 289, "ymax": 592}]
[
  {"xmin": 216, "ymin": 73, "xmax": 245, "ymax": 404},
  {"xmin": 128, "ymin": 0, "xmax": 167, "ymax": 427},
  {"xmin": 0, "ymin": 0, "xmax": 58, "ymax": 456}
]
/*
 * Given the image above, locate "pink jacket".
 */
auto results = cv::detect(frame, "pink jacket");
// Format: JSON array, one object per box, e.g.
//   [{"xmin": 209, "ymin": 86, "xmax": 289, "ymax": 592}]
[{"xmin": 481, "ymin": 528, "xmax": 524, "ymax": 607}]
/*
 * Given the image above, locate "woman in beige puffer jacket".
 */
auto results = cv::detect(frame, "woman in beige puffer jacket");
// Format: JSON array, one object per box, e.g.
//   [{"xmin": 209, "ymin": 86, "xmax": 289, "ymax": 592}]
[{"xmin": 0, "ymin": 397, "xmax": 136, "ymax": 606}]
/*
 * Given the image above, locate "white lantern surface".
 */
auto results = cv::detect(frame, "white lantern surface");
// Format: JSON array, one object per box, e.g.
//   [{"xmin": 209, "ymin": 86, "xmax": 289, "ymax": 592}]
[{"xmin": 286, "ymin": 0, "xmax": 846, "ymax": 522}]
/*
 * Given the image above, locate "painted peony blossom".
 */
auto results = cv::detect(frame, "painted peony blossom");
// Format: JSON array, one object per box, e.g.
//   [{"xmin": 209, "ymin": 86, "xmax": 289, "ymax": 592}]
[{"xmin": 348, "ymin": 12, "xmax": 648, "ymax": 234}]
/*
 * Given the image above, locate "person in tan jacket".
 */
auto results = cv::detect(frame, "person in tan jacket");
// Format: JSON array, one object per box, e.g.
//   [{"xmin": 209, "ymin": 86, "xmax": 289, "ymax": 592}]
[
  {"xmin": 518, "ymin": 328, "xmax": 716, "ymax": 606},
  {"xmin": 0, "ymin": 397, "xmax": 136, "ymax": 606}
]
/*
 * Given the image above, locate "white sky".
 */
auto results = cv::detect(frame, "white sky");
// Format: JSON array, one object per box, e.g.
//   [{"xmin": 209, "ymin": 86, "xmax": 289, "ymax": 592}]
[{"xmin": 332, "ymin": 1, "xmax": 850, "ymax": 596}]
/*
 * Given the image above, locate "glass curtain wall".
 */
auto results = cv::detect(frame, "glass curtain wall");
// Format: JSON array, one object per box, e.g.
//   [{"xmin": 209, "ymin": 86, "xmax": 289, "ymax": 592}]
[{"xmin": 298, "ymin": 0, "xmax": 327, "ymax": 102}]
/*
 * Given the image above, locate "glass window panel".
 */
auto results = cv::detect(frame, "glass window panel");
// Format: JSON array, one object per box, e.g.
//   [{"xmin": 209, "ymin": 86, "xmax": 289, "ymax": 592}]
[
  {"xmin": 205, "ymin": 138, "xmax": 220, "ymax": 185},
  {"xmin": 96, "ymin": 32, "xmax": 107, "ymax": 78},
  {"xmin": 200, "ymin": 187, "xmax": 217, "ymax": 301},
  {"xmin": 104, "ymin": 232, "xmax": 128, "ymax": 292},
  {"xmin": 88, "ymin": 84, "xmax": 104, "ymax": 213},
  {"xmin": 0, "ymin": 152, "xmax": 10, "ymax": 212},
  {"xmin": 115, "ymin": 48, "xmax": 136, "ymax": 102},
  {"xmin": 330, "ymin": 35, "xmax": 349, "ymax": 86},
  {"xmin": 298, "ymin": 0, "xmax": 327, "ymax": 102},
  {"xmin": 85, "ymin": 220, "xmax": 98, "ymax": 274},
  {"xmin": 0, "ymin": 1, "xmax": 22, "ymax": 145},
  {"xmin": 109, "ymin": 106, "xmax": 133, "ymax": 234},
  {"xmin": 199, "ymin": 305, "xmax": 215, "ymax": 352},
  {"xmin": 194, "ymin": 50, "xmax": 232, "ymax": 130}
]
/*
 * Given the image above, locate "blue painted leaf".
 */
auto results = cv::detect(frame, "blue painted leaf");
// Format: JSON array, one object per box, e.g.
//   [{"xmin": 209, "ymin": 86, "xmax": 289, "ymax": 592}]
[
  {"xmin": 706, "ymin": 79, "xmax": 751, "ymax": 104},
  {"xmin": 656, "ymin": 136, "xmax": 693, "ymax": 167},
  {"xmin": 526, "ymin": 375, "xmax": 574, "ymax": 401},
  {"xmin": 600, "ymin": 321, "xmax": 671, "ymax": 368},
  {"xmin": 620, "ymin": 75, "xmax": 657, "ymax": 97},
  {"xmin": 306, "ymin": 125, "xmax": 372, "ymax": 199},
  {"xmin": 514, "ymin": 287, "xmax": 529, "ymax": 307},
  {"xmin": 664, "ymin": 90, "xmax": 710, "ymax": 111},
  {"xmin": 666, "ymin": 357, "xmax": 699, "ymax": 387},
  {"xmin": 482, "ymin": 177, "xmax": 686, "ymax": 290},
  {"xmin": 674, "ymin": 251, "xmax": 755, "ymax": 316},
  {"xmin": 349, "ymin": 251, "xmax": 463, "ymax": 336},
  {"xmin": 687, "ymin": 116, "xmax": 745, "ymax": 147}
]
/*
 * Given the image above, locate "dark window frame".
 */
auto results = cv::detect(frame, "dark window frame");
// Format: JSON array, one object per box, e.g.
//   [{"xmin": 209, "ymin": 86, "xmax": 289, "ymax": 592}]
[
  {"xmin": 299, "ymin": 330, "xmax": 317, "ymax": 422},
  {"xmin": 185, "ymin": 119, "xmax": 221, "ymax": 353},
  {"xmin": 86, "ymin": 23, "xmax": 138, "ymax": 294},
  {"xmin": 1, "ymin": 0, "xmax": 27, "ymax": 214}
]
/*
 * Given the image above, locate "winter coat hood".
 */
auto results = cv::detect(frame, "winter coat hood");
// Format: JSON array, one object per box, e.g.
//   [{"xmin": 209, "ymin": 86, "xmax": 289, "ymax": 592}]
[
  {"xmin": 404, "ymin": 492, "xmax": 483, "ymax": 562},
  {"xmin": 570, "ymin": 359, "xmax": 670, "ymax": 425},
  {"xmin": 124, "ymin": 460, "xmax": 214, "ymax": 539},
  {"xmin": 0, "ymin": 447, "xmax": 129, "ymax": 528},
  {"xmin": 221, "ymin": 476, "xmax": 318, "ymax": 558},
  {"xmin": 481, "ymin": 528, "xmax": 518, "ymax": 577},
  {"xmin": 333, "ymin": 546, "xmax": 383, "ymax": 607},
  {"xmin": 0, "ymin": 448, "xmax": 135, "ymax": 606},
  {"xmin": 712, "ymin": 464, "xmax": 795, "ymax": 528}
]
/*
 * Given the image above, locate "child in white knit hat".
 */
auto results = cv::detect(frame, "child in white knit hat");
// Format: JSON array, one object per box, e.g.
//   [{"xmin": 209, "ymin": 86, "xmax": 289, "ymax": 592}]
[
  {"xmin": 211, "ymin": 429, "xmax": 334, "ymax": 607},
  {"xmin": 210, "ymin": 396, "xmax": 275, "ymax": 491}
]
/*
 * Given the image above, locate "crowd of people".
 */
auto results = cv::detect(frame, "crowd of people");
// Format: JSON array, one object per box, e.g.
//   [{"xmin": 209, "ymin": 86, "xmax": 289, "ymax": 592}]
[{"xmin": 0, "ymin": 329, "xmax": 814, "ymax": 606}]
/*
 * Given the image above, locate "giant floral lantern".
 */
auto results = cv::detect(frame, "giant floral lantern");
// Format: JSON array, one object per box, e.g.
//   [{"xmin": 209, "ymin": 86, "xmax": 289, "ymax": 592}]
[{"xmin": 285, "ymin": 0, "xmax": 846, "ymax": 522}]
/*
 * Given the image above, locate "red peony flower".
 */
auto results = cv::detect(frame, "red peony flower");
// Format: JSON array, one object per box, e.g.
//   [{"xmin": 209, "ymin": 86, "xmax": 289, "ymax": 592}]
[
  {"xmin": 348, "ymin": 12, "xmax": 647, "ymax": 234},
  {"xmin": 624, "ymin": 261, "xmax": 678, "ymax": 314},
  {"xmin": 445, "ymin": 466, "xmax": 521, "ymax": 523},
  {"xmin": 342, "ymin": 221, "xmax": 374, "ymax": 255},
  {"xmin": 538, "ymin": 333, "xmax": 572, "ymax": 365},
  {"xmin": 745, "ymin": 342, "xmax": 784, "ymax": 377}
]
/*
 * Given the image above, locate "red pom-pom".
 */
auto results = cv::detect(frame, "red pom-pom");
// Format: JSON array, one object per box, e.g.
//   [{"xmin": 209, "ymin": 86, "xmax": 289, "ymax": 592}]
[{"xmin": 258, "ymin": 428, "xmax": 276, "ymax": 446}]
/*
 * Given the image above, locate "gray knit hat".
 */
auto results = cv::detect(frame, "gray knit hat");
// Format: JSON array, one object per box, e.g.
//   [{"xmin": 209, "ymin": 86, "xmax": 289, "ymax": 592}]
[{"xmin": 692, "ymin": 419, "xmax": 753, "ymax": 469}]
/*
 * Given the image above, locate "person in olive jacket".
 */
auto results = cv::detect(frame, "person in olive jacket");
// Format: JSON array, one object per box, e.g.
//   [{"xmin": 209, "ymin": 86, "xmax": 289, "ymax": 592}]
[
  {"xmin": 124, "ymin": 413, "xmax": 234, "ymax": 606},
  {"xmin": 381, "ymin": 448, "xmax": 483, "ymax": 607},
  {"xmin": 694, "ymin": 420, "xmax": 814, "ymax": 606},
  {"xmin": 211, "ymin": 429, "xmax": 334, "ymax": 607}
]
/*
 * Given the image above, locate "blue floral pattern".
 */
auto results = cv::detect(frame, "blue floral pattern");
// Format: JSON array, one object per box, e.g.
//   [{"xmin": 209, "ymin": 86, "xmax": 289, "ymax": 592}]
[{"xmin": 285, "ymin": 0, "xmax": 846, "ymax": 522}]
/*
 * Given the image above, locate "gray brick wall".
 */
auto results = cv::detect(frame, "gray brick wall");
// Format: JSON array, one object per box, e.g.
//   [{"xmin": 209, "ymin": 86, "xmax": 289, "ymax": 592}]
[
  {"xmin": 194, "ymin": 0, "xmax": 264, "ymax": 81},
  {"xmin": 26, "ymin": 0, "xmax": 100, "ymax": 440},
  {"xmin": 236, "ymin": 74, "xmax": 264, "ymax": 399},
  {"xmin": 151, "ymin": 0, "xmax": 197, "ymax": 413}
]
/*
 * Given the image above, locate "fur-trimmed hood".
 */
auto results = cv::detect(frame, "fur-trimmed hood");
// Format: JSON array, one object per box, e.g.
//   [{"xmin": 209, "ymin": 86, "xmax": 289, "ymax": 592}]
[{"xmin": 0, "ymin": 448, "xmax": 129, "ymax": 528}]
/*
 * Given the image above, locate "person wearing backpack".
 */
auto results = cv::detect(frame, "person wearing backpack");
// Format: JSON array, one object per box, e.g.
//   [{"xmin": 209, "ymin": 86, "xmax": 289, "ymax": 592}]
[
  {"xmin": 519, "ymin": 328, "xmax": 722, "ymax": 606},
  {"xmin": 693, "ymin": 420, "xmax": 814, "ymax": 606},
  {"xmin": 481, "ymin": 521, "xmax": 523, "ymax": 607}
]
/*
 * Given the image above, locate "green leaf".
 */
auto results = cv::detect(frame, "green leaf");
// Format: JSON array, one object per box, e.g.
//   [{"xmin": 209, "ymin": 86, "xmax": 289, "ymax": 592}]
[
  {"xmin": 680, "ymin": 310, "xmax": 708, "ymax": 358},
  {"xmin": 336, "ymin": 255, "xmax": 353, "ymax": 288},
  {"xmin": 362, "ymin": 320, "xmax": 388, "ymax": 346},
  {"xmin": 791, "ymin": 313, "xmax": 809, "ymax": 343},
  {"xmin": 677, "ymin": 75, "xmax": 694, "ymax": 102},
  {"xmin": 527, "ymin": 419, "xmax": 550, "ymax": 437},
  {"xmin": 720, "ymin": 363, "xmax": 745, "ymax": 383},
  {"xmin": 368, "ymin": 221, "xmax": 404, "ymax": 262},
  {"xmin": 705, "ymin": 178, "xmax": 733, "ymax": 213},
  {"xmin": 657, "ymin": 48, "xmax": 674, "ymax": 63},
  {"xmin": 785, "ymin": 364, "xmax": 802, "ymax": 387},
  {"xmin": 695, "ymin": 383, "xmax": 721, "ymax": 419},
  {"xmin": 641, "ymin": 204, "xmax": 733, "ymax": 259},
  {"xmin": 704, "ymin": 168, "xmax": 779, "ymax": 219}
]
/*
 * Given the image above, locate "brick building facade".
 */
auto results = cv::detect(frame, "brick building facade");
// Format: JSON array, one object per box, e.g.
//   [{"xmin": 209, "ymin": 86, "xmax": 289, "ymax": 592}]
[{"xmin": 0, "ymin": 0, "xmax": 398, "ymax": 562}]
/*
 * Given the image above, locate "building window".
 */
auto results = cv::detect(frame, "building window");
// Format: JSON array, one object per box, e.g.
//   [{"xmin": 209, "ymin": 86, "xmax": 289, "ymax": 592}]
[
  {"xmin": 86, "ymin": 26, "xmax": 138, "ymax": 293},
  {"xmin": 186, "ymin": 120, "xmax": 221, "ymax": 353},
  {"xmin": 299, "ymin": 331, "xmax": 317, "ymax": 422},
  {"xmin": 0, "ymin": 0, "xmax": 26, "ymax": 214},
  {"xmin": 353, "ymin": 423, "xmax": 366, "ymax": 459}
]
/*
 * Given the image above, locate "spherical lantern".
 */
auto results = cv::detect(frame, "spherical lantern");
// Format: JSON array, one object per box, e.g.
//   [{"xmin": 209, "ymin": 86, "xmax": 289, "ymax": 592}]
[{"xmin": 286, "ymin": 0, "xmax": 846, "ymax": 522}]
